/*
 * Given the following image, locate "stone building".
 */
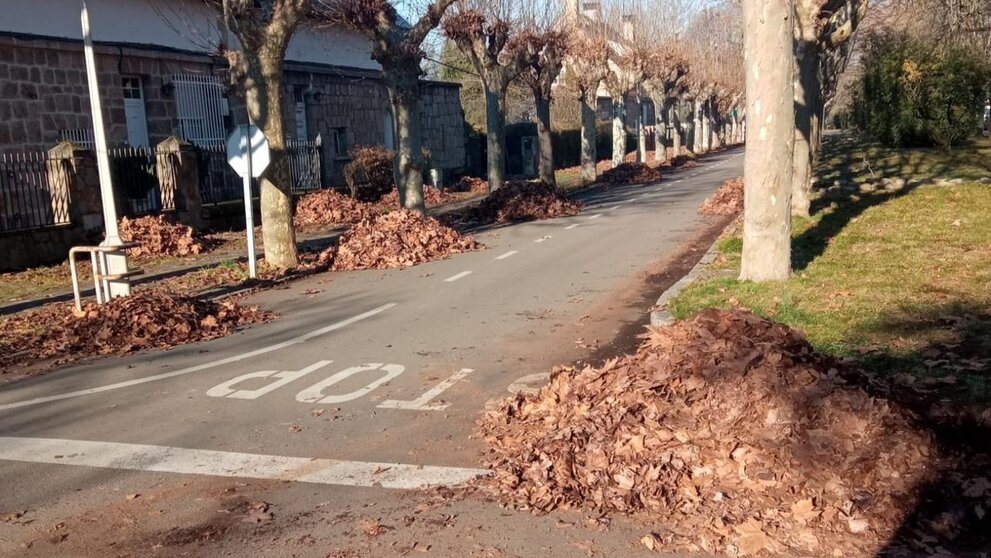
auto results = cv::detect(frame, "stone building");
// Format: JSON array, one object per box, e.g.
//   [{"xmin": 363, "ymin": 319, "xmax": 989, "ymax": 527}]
[{"xmin": 0, "ymin": 0, "xmax": 467, "ymax": 181}]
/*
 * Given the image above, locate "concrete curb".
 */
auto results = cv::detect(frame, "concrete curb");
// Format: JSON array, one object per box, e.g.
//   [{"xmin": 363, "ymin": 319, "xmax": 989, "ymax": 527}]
[{"xmin": 649, "ymin": 223, "xmax": 737, "ymax": 327}]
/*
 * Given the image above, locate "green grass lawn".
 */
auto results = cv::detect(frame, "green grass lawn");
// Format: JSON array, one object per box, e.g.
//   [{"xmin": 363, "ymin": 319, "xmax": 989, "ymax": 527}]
[{"xmin": 670, "ymin": 134, "xmax": 991, "ymax": 407}]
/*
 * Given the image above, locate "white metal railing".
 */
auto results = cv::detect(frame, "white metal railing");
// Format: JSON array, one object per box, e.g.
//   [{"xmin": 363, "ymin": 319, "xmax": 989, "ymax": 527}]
[
  {"xmin": 59, "ymin": 129, "xmax": 96, "ymax": 148},
  {"xmin": 69, "ymin": 244, "xmax": 143, "ymax": 311}
]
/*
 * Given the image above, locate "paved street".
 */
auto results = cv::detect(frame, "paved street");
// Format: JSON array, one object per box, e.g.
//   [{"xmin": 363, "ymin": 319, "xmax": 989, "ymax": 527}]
[{"xmin": 0, "ymin": 150, "xmax": 742, "ymax": 557}]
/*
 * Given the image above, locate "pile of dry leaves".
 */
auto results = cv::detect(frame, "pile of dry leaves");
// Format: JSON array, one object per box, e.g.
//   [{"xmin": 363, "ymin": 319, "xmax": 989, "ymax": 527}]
[
  {"xmin": 599, "ymin": 163, "xmax": 663, "ymax": 186},
  {"xmin": 468, "ymin": 181, "xmax": 583, "ymax": 224},
  {"xmin": 318, "ymin": 209, "xmax": 478, "ymax": 271},
  {"xmin": 294, "ymin": 189, "xmax": 376, "ymax": 230},
  {"xmin": 119, "ymin": 215, "xmax": 206, "ymax": 258},
  {"xmin": 0, "ymin": 291, "xmax": 272, "ymax": 372},
  {"xmin": 450, "ymin": 176, "xmax": 489, "ymax": 194},
  {"xmin": 700, "ymin": 177, "xmax": 744, "ymax": 216},
  {"xmin": 376, "ymin": 186, "xmax": 458, "ymax": 209},
  {"xmin": 479, "ymin": 309, "xmax": 936, "ymax": 557}
]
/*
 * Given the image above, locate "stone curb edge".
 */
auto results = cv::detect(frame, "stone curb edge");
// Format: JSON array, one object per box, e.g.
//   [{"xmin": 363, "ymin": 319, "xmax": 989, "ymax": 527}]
[{"xmin": 649, "ymin": 222, "xmax": 738, "ymax": 327}]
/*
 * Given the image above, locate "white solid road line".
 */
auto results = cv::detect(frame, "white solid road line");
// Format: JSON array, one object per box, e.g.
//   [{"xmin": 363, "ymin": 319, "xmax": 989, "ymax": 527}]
[
  {"xmin": 0, "ymin": 437, "xmax": 488, "ymax": 489},
  {"xmin": 494, "ymin": 250, "xmax": 519, "ymax": 260},
  {"xmin": 443, "ymin": 271, "xmax": 473, "ymax": 282},
  {"xmin": 0, "ymin": 303, "xmax": 398, "ymax": 412},
  {"xmin": 564, "ymin": 223, "xmax": 580, "ymax": 230}
]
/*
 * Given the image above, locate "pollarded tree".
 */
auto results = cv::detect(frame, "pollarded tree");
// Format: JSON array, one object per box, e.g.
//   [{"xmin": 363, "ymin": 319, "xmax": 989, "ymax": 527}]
[
  {"xmin": 444, "ymin": 7, "xmax": 538, "ymax": 191},
  {"xmin": 791, "ymin": 0, "xmax": 869, "ymax": 216},
  {"xmin": 315, "ymin": 0, "xmax": 458, "ymax": 214},
  {"xmin": 221, "ymin": 0, "xmax": 311, "ymax": 268},
  {"xmin": 603, "ymin": 14, "xmax": 650, "ymax": 167},
  {"xmin": 520, "ymin": 29, "xmax": 568, "ymax": 186},
  {"xmin": 643, "ymin": 48, "xmax": 688, "ymax": 164},
  {"xmin": 740, "ymin": 0, "xmax": 794, "ymax": 282},
  {"xmin": 560, "ymin": 33, "xmax": 610, "ymax": 184}
]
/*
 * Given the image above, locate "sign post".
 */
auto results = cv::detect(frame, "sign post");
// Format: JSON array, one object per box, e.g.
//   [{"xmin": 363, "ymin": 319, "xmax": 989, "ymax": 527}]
[{"xmin": 226, "ymin": 125, "xmax": 270, "ymax": 279}]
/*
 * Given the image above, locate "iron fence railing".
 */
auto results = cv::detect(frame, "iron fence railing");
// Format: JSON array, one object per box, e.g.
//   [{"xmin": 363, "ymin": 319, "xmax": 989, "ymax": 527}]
[
  {"xmin": 0, "ymin": 152, "xmax": 72, "ymax": 232},
  {"xmin": 287, "ymin": 136, "xmax": 322, "ymax": 193}
]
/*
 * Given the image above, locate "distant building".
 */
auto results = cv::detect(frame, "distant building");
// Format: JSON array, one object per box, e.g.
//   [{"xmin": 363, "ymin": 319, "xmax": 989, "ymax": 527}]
[{"xmin": 0, "ymin": 0, "xmax": 468, "ymax": 180}]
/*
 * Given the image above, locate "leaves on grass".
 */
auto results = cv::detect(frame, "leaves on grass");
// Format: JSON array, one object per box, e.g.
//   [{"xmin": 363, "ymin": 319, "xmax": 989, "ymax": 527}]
[
  {"xmin": 119, "ymin": 215, "xmax": 206, "ymax": 258},
  {"xmin": 0, "ymin": 291, "xmax": 272, "ymax": 372},
  {"xmin": 317, "ymin": 210, "xmax": 478, "ymax": 271},
  {"xmin": 478, "ymin": 309, "xmax": 938, "ymax": 557},
  {"xmin": 293, "ymin": 189, "xmax": 375, "ymax": 230},
  {"xmin": 700, "ymin": 177, "xmax": 744, "ymax": 216}
]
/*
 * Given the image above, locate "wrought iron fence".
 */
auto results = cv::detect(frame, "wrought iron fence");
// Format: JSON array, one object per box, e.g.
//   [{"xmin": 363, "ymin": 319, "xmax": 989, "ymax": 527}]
[
  {"xmin": 109, "ymin": 146, "xmax": 163, "ymax": 217},
  {"xmin": 195, "ymin": 137, "xmax": 322, "ymax": 205},
  {"xmin": 287, "ymin": 136, "xmax": 322, "ymax": 193},
  {"xmin": 0, "ymin": 152, "xmax": 72, "ymax": 233}
]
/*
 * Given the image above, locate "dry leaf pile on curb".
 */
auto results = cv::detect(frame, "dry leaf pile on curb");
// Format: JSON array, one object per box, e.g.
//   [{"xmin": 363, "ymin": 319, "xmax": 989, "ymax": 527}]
[
  {"xmin": 600, "ymin": 163, "xmax": 663, "ymax": 186},
  {"xmin": 317, "ymin": 210, "xmax": 478, "ymax": 271},
  {"xmin": 479, "ymin": 309, "xmax": 936, "ymax": 557},
  {"xmin": 469, "ymin": 181, "xmax": 583, "ymax": 224},
  {"xmin": 119, "ymin": 215, "xmax": 206, "ymax": 258},
  {"xmin": 376, "ymin": 186, "xmax": 458, "ymax": 209},
  {"xmin": 0, "ymin": 291, "xmax": 272, "ymax": 372},
  {"xmin": 294, "ymin": 189, "xmax": 375, "ymax": 229},
  {"xmin": 700, "ymin": 177, "xmax": 744, "ymax": 216},
  {"xmin": 670, "ymin": 155, "xmax": 699, "ymax": 169}
]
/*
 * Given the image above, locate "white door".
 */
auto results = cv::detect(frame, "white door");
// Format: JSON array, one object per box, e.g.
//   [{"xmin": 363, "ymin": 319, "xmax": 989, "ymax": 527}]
[
  {"xmin": 294, "ymin": 101, "xmax": 308, "ymax": 141},
  {"xmin": 122, "ymin": 77, "xmax": 150, "ymax": 148}
]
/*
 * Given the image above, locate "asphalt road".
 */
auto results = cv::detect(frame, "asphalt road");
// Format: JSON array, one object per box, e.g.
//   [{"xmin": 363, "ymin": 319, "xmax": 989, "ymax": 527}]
[{"xmin": 0, "ymin": 149, "xmax": 743, "ymax": 557}]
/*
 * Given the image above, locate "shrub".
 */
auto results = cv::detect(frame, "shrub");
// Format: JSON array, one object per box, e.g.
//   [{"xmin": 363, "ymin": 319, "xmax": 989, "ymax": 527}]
[
  {"xmin": 855, "ymin": 32, "xmax": 990, "ymax": 150},
  {"xmin": 343, "ymin": 146, "xmax": 394, "ymax": 202}
]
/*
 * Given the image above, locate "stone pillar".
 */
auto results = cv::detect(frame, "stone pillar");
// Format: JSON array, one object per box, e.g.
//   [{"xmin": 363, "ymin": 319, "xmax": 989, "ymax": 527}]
[
  {"xmin": 47, "ymin": 141, "xmax": 104, "ymax": 232},
  {"xmin": 156, "ymin": 136, "xmax": 205, "ymax": 231}
]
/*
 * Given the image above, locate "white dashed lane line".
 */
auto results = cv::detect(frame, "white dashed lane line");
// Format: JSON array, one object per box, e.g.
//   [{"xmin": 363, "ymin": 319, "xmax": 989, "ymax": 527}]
[
  {"xmin": 534, "ymin": 236, "xmax": 552, "ymax": 243},
  {"xmin": 587, "ymin": 214, "xmax": 603, "ymax": 220},
  {"xmin": 565, "ymin": 223, "xmax": 580, "ymax": 230},
  {"xmin": 443, "ymin": 271, "xmax": 473, "ymax": 283},
  {"xmin": 494, "ymin": 250, "xmax": 518, "ymax": 260}
]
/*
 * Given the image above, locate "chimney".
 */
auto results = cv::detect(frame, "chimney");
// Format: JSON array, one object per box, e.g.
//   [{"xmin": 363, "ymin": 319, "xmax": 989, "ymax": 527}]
[
  {"xmin": 582, "ymin": 1, "xmax": 601, "ymax": 22},
  {"xmin": 622, "ymin": 14, "xmax": 635, "ymax": 41}
]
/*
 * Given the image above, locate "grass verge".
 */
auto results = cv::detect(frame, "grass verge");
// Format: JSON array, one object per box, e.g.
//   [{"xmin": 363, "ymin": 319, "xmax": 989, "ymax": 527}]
[{"xmin": 670, "ymin": 176, "xmax": 991, "ymax": 407}]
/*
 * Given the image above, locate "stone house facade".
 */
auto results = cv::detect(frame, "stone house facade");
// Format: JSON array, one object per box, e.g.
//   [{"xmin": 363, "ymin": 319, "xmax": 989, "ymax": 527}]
[{"xmin": 0, "ymin": 0, "xmax": 467, "ymax": 182}]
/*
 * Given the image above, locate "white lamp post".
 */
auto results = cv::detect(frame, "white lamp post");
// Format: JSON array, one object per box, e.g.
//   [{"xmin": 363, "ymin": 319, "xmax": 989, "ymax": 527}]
[{"xmin": 80, "ymin": 0, "xmax": 131, "ymax": 297}]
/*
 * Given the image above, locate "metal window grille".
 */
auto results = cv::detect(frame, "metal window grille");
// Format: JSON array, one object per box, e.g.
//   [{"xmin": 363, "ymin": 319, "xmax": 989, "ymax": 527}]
[
  {"xmin": 59, "ymin": 129, "xmax": 95, "ymax": 148},
  {"xmin": 0, "ymin": 152, "xmax": 72, "ymax": 232},
  {"xmin": 173, "ymin": 74, "xmax": 227, "ymax": 147},
  {"xmin": 287, "ymin": 135, "xmax": 322, "ymax": 193}
]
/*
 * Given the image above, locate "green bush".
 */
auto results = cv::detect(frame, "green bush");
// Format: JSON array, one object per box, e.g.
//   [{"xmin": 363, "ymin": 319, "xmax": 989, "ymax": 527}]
[{"xmin": 855, "ymin": 32, "xmax": 990, "ymax": 150}]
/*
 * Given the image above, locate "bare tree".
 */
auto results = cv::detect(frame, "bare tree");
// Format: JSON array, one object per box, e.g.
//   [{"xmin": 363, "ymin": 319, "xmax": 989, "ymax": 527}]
[
  {"xmin": 740, "ymin": 0, "xmax": 794, "ymax": 281},
  {"xmin": 315, "ymin": 0, "xmax": 458, "ymax": 214},
  {"xmin": 643, "ymin": 48, "xmax": 688, "ymax": 164},
  {"xmin": 444, "ymin": 5, "xmax": 538, "ymax": 190},
  {"xmin": 520, "ymin": 28, "xmax": 567, "ymax": 185},
  {"xmin": 221, "ymin": 0, "xmax": 311, "ymax": 268},
  {"xmin": 561, "ymin": 33, "xmax": 610, "ymax": 184},
  {"xmin": 791, "ymin": 0, "xmax": 869, "ymax": 216},
  {"xmin": 603, "ymin": 6, "xmax": 650, "ymax": 167}
]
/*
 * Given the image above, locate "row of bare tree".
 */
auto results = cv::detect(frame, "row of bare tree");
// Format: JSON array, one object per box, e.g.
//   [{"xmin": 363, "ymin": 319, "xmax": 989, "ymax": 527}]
[{"xmin": 214, "ymin": 0, "xmax": 752, "ymax": 269}]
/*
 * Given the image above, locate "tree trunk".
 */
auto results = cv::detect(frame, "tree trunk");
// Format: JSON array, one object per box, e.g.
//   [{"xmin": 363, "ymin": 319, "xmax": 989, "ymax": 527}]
[
  {"xmin": 246, "ymin": 52, "xmax": 298, "ymax": 268},
  {"xmin": 534, "ymin": 92, "xmax": 556, "ymax": 186},
  {"xmin": 671, "ymin": 103, "xmax": 683, "ymax": 157},
  {"xmin": 637, "ymin": 100, "xmax": 648, "ymax": 164},
  {"xmin": 580, "ymin": 94, "xmax": 597, "ymax": 184},
  {"xmin": 484, "ymin": 84, "xmax": 507, "ymax": 191},
  {"xmin": 611, "ymin": 95, "xmax": 626, "ymax": 167},
  {"xmin": 692, "ymin": 101, "xmax": 703, "ymax": 154},
  {"xmin": 740, "ymin": 0, "xmax": 794, "ymax": 282},
  {"xmin": 392, "ymin": 91, "xmax": 427, "ymax": 214},
  {"xmin": 701, "ymin": 101, "xmax": 711, "ymax": 153},
  {"xmin": 654, "ymin": 99, "xmax": 667, "ymax": 164},
  {"xmin": 791, "ymin": 40, "xmax": 818, "ymax": 217}
]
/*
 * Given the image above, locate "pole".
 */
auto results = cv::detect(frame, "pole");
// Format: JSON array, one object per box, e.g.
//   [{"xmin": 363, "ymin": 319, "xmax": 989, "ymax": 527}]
[
  {"xmin": 81, "ymin": 0, "xmax": 130, "ymax": 297},
  {"xmin": 242, "ymin": 127, "xmax": 257, "ymax": 279}
]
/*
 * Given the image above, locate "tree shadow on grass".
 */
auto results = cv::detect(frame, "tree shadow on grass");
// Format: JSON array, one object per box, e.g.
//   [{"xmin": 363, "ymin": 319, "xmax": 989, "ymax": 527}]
[{"xmin": 845, "ymin": 303, "xmax": 991, "ymax": 556}]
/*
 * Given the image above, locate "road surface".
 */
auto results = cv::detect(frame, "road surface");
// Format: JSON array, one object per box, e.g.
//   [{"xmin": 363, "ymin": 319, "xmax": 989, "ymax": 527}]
[{"xmin": 0, "ymin": 150, "xmax": 742, "ymax": 557}]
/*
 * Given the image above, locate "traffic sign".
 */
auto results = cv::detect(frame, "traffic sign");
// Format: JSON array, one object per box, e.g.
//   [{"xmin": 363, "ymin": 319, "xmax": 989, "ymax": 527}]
[{"xmin": 226, "ymin": 125, "xmax": 270, "ymax": 178}]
